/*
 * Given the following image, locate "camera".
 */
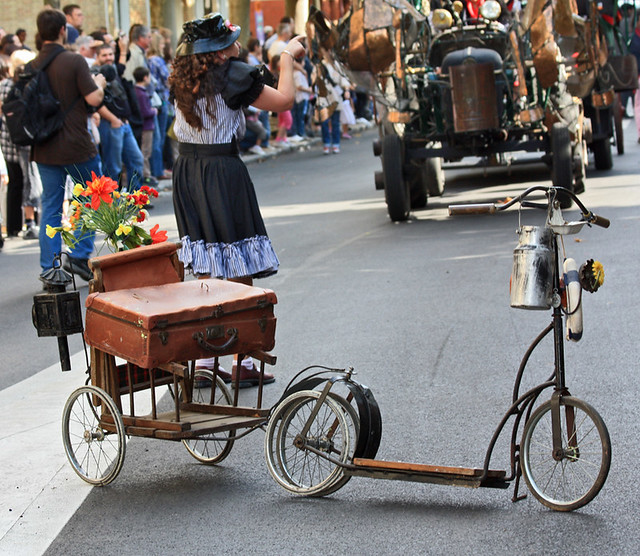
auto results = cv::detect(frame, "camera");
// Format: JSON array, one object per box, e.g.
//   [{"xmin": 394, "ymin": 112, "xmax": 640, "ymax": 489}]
[{"xmin": 91, "ymin": 64, "xmax": 117, "ymax": 83}]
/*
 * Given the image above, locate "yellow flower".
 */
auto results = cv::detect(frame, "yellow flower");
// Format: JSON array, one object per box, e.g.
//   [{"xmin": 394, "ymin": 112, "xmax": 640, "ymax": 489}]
[
  {"xmin": 71, "ymin": 199, "xmax": 81, "ymax": 207},
  {"xmin": 45, "ymin": 225, "xmax": 57, "ymax": 238},
  {"xmin": 73, "ymin": 183, "xmax": 85, "ymax": 196},
  {"xmin": 115, "ymin": 223, "xmax": 132, "ymax": 236},
  {"xmin": 592, "ymin": 260, "xmax": 605, "ymax": 287},
  {"xmin": 113, "ymin": 191, "xmax": 121, "ymax": 199}
]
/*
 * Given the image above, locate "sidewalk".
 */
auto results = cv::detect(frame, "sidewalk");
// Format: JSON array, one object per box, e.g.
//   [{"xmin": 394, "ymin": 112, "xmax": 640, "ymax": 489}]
[{"xmin": 238, "ymin": 118, "xmax": 375, "ymax": 165}]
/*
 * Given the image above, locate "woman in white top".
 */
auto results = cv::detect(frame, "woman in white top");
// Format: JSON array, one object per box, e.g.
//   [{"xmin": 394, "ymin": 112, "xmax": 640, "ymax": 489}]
[{"xmin": 168, "ymin": 13, "xmax": 304, "ymax": 386}]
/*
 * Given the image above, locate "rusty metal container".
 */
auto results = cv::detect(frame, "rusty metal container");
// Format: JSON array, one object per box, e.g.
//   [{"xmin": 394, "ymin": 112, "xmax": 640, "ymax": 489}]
[
  {"xmin": 510, "ymin": 226, "xmax": 554, "ymax": 310},
  {"xmin": 450, "ymin": 63, "xmax": 499, "ymax": 133},
  {"xmin": 348, "ymin": 8, "xmax": 395, "ymax": 73}
]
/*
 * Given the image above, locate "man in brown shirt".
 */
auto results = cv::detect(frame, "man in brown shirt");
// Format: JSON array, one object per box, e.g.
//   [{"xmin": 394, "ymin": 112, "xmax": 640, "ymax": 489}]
[{"xmin": 32, "ymin": 7, "xmax": 106, "ymax": 281}]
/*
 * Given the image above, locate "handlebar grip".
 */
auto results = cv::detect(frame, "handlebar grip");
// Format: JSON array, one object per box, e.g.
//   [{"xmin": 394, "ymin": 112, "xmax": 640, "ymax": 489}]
[
  {"xmin": 448, "ymin": 203, "xmax": 497, "ymax": 216},
  {"xmin": 590, "ymin": 214, "xmax": 610, "ymax": 229}
]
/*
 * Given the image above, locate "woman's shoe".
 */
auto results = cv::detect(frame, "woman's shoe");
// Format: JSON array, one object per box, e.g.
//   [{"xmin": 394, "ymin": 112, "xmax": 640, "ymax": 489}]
[
  {"xmin": 231, "ymin": 364, "xmax": 275, "ymax": 389},
  {"xmin": 194, "ymin": 366, "xmax": 232, "ymax": 385}
]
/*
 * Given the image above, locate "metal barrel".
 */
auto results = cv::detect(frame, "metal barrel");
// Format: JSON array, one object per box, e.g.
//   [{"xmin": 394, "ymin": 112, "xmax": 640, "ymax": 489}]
[
  {"xmin": 450, "ymin": 62, "xmax": 499, "ymax": 133},
  {"xmin": 510, "ymin": 226, "xmax": 554, "ymax": 310}
]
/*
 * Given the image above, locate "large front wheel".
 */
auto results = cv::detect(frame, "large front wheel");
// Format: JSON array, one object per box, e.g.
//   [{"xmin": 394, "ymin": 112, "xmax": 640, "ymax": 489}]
[
  {"xmin": 62, "ymin": 386, "xmax": 126, "ymax": 486},
  {"xmin": 521, "ymin": 396, "xmax": 611, "ymax": 511}
]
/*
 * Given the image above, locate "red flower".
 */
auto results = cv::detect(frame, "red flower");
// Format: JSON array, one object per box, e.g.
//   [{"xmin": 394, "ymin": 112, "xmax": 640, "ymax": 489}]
[
  {"xmin": 149, "ymin": 224, "xmax": 168, "ymax": 244},
  {"xmin": 85, "ymin": 171, "xmax": 118, "ymax": 210},
  {"xmin": 136, "ymin": 210, "xmax": 147, "ymax": 223},
  {"xmin": 139, "ymin": 185, "xmax": 158, "ymax": 197},
  {"xmin": 132, "ymin": 192, "xmax": 150, "ymax": 206}
]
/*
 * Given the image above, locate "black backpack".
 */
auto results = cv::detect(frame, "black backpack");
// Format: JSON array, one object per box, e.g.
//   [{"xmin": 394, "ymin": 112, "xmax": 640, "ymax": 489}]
[{"xmin": 3, "ymin": 47, "xmax": 78, "ymax": 146}]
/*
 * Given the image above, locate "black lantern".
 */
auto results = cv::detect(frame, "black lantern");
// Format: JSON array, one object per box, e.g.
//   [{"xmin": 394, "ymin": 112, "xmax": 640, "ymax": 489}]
[{"xmin": 32, "ymin": 255, "xmax": 84, "ymax": 372}]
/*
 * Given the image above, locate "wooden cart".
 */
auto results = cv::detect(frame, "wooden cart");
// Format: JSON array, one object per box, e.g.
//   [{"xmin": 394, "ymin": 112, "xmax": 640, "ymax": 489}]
[{"xmin": 61, "ymin": 242, "xmax": 277, "ymax": 485}]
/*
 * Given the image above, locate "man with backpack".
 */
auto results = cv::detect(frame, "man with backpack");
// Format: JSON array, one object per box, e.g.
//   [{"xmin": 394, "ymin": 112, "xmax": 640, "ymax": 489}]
[{"xmin": 30, "ymin": 7, "xmax": 106, "ymax": 281}]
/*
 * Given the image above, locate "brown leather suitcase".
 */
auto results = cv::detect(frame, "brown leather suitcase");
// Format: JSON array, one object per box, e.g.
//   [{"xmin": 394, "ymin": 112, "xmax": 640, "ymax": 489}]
[{"xmin": 84, "ymin": 279, "xmax": 277, "ymax": 369}]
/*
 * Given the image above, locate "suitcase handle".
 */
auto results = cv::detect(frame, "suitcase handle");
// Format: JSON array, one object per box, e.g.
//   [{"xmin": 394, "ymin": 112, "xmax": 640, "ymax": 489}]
[{"xmin": 193, "ymin": 327, "xmax": 239, "ymax": 354}]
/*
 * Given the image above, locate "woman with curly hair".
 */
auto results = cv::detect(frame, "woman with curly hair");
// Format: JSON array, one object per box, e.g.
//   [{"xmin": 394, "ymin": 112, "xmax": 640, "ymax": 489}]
[{"xmin": 169, "ymin": 13, "xmax": 304, "ymax": 387}]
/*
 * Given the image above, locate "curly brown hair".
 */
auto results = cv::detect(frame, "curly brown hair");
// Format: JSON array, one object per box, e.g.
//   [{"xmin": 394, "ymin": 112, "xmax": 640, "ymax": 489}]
[{"xmin": 169, "ymin": 52, "xmax": 226, "ymax": 130}]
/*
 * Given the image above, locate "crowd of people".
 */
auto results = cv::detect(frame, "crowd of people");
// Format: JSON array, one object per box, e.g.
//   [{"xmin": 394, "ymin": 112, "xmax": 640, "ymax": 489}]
[
  {"xmin": 0, "ymin": 5, "xmax": 178, "ymax": 261},
  {"xmin": 0, "ymin": 7, "xmax": 373, "ymax": 258}
]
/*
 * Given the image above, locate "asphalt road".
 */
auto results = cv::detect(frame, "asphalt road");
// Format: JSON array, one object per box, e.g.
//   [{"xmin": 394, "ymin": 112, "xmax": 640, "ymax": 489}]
[{"xmin": 1, "ymin": 123, "xmax": 639, "ymax": 555}]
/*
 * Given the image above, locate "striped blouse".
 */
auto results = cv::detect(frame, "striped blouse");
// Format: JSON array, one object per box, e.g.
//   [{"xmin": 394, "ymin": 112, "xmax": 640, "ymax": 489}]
[{"xmin": 173, "ymin": 94, "xmax": 246, "ymax": 145}]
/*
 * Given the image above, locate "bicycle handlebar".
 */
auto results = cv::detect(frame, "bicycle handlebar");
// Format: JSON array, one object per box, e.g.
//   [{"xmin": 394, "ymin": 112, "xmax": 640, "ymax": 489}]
[
  {"xmin": 448, "ymin": 186, "xmax": 610, "ymax": 229},
  {"xmin": 586, "ymin": 213, "xmax": 610, "ymax": 229},
  {"xmin": 448, "ymin": 203, "xmax": 497, "ymax": 215}
]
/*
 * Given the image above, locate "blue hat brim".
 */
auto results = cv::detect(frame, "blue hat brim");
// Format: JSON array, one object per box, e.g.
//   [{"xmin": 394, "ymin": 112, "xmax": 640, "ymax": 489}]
[{"xmin": 176, "ymin": 26, "xmax": 241, "ymax": 57}]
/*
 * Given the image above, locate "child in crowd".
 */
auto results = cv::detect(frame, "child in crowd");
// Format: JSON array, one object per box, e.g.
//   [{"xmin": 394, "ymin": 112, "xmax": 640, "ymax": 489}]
[
  {"xmin": 271, "ymin": 55, "xmax": 293, "ymax": 147},
  {"xmin": 133, "ymin": 66, "xmax": 157, "ymax": 181}
]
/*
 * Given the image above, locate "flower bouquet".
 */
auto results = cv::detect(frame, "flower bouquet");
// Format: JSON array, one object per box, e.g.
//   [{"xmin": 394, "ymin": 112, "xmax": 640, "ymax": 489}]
[{"xmin": 47, "ymin": 172, "xmax": 168, "ymax": 253}]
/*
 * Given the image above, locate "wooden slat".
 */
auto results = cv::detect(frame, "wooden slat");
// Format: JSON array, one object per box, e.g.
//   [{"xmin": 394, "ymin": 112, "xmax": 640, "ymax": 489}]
[
  {"xmin": 103, "ymin": 413, "xmax": 190, "ymax": 432},
  {"xmin": 180, "ymin": 403, "xmax": 269, "ymax": 418},
  {"xmin": 154, "ymin": 414, "xmax": 266, "ymax": 440},
  {"xmin": 157, "ymin": 361, "xmax": 189, "ymax": 378},
  {"xmin": 352, "ymin": 458, "xmax": 506, "ymax": 478}
]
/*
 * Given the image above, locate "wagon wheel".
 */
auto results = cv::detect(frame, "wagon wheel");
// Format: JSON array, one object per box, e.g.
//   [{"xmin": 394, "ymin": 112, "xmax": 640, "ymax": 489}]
[
  {"xmin": 62, "ymin": 385, "xmax": 126, "ymax": 486},
  {"xmin": 614, "ymin": 94, "xmax": 624, "ymax": 155},
  {"xmin": 381, "ymin": 134, "xmax": 410, "ymax": 221},
  {"xmin": 550, "ymin": 123, "xmax": 573, "ymax": 209},
  {"xmin": 182, "ymin": 369, "xmax": 234, "ymax": 464}
]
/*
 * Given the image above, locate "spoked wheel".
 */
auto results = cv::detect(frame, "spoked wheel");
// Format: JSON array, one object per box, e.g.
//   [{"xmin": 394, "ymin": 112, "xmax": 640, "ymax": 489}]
[
  {"xmin": 521, "ymin": 396, "xmax": 611, "ymax": 511},
  {"xmin": 381, "ymin": 134, "xmax": 410, "ymax": 222},
  {"xmin": 315, "ymin": 393, "xmax": 360, "ymax": 495},
  {"xmin": 265, "ymin": 390, "xmax": 355, "ymax": 496},
  {"xmin": 551, "ymin": 123, "xmax": 574, "ymax": 209},
  {"xmin": 182, "ymin": 369, "xmax": 234, "ymax": 464},
  {"xmin": 62, "ymin": 386, "xmax": 126, "ymax": 486}
]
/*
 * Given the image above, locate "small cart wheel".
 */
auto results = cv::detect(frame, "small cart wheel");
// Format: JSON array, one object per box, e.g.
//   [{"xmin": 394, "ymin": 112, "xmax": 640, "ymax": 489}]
[
  {"xmin": 62, "ymin": 385, "xmax": 126, "ymax": 486},
  {"xmin": 521, "ymin": 396, "xmax": 611, "ymax": 511},
  {"xmin": 182, "ymin": 369, "xmax": 234, "ymax": 464},
  {"xmin": 265, "ymin": 390, "xmax": 354, "ymax": 497}
]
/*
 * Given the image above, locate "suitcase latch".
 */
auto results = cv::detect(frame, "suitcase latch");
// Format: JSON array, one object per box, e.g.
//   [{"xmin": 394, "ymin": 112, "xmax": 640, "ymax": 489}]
[{"xmin": 205, "ymin": 325, "xmax": 225, "ymax": 340}]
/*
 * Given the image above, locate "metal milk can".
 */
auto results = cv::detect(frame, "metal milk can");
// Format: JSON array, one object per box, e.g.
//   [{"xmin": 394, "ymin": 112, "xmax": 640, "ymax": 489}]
[{"xmin": 510, "ymin": 226, "xmax": 554, "ymax": 310}]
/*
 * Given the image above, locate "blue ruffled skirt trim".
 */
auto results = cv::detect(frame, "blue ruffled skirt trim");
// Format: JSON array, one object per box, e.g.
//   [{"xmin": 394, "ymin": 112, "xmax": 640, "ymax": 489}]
[{"xmin": 179, "ymin": 234, "xmax": 279, "ymax": 279}]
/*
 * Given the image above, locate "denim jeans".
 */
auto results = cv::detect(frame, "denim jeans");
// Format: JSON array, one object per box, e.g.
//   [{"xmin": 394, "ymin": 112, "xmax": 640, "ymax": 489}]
[
  {"xmin": 321, "ymin": 109, "xmax": 341, "ymax": 147},
  {"xmin": 292, "ymin": 99, "xmax": 308, "ymax": 137},
  {"xmin": 258, "ymin": 109, "xmax": 271, "ymax": 147},
  {"xmin": 37, "ymin": 155, "xmax": 102, "ymax": 272},
  {"xmin": 150, "ymin": 102, "xmax": 168, "ymax": 177},
  {"xmin": 98, "ymin": 120, "xmax": 144, "ymax": 192}
]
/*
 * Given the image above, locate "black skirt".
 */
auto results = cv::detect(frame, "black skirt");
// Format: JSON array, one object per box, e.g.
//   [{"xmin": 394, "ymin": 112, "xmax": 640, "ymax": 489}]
[{"xmin": 172, "ymin": 142, "xmax": 279, "ymax": 279}]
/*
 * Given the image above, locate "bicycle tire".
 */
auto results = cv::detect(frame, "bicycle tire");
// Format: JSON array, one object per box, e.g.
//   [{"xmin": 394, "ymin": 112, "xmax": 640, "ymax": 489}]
[{"xmin": 521, "ymin": 396, "xmax": 611, "ymax": 511}]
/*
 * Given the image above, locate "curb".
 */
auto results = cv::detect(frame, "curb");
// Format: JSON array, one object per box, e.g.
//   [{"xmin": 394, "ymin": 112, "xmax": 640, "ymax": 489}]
[{"xmin": 240, "ymin": 119, "xmax": 376, "ymax": 165}]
